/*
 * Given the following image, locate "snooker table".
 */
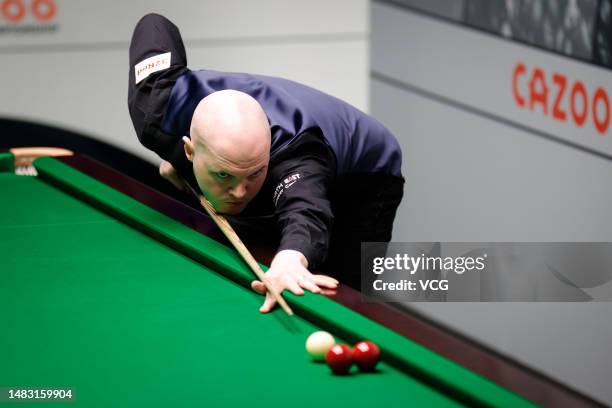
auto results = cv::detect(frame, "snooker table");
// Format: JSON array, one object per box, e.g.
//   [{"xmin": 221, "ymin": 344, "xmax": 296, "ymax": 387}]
[{"xmin": 0, "ymin": 149, "xmax": 600, "ymax": 407}]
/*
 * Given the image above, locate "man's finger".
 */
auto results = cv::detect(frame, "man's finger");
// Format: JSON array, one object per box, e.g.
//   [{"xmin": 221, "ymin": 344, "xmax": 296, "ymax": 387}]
[
  {"xmin": 313, "ymin": 274, "xmax": 339, "ymax": 284},
  {"xmin": 251, "ymin": 280, "xmax": 266, "ymax": 294},
  {"xmin": 287, "ymin": 279, "xmax": 305, "ymax": 296},
  {"xmin": 299, "ymin": 278, "xmax": 321, "ymax": 294},
  {"xmin": 259, "ymin": 292, "xmax": 277, "ymax": 313},
  {"xmin": 319, "ymin": 288, "xmax": 338, "ymax": 296},
  {"xmin": 312, "ymin": 275, "xmax": 339, "ymax": 288}
]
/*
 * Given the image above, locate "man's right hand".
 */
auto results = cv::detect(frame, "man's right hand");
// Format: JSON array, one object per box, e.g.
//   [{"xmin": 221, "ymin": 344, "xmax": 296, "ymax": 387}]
[{"xmin": 159, "ymin": 160, "xmax": 188, "ymax": 191}]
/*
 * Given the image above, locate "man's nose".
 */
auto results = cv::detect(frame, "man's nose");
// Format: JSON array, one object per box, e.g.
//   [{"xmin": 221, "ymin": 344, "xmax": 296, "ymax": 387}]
[{"xmin": 229, "ymin": 181, "xmax": 247, "ymax": 200}]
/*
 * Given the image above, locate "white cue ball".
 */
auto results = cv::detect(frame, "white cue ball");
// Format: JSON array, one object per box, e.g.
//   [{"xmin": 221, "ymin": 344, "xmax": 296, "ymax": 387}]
[{"xmin": 305, "ymin": 331, "xmax": 336, "ymax": 360}]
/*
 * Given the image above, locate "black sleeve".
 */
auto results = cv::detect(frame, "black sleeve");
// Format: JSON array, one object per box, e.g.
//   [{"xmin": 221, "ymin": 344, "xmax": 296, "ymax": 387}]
[
  {"xmin": 270, "ymin": 128, "xmax": 337, "ymax": 269},
  {"xmin": 127, "ymin": 13, "xmax": 195, "ymax": 185}
]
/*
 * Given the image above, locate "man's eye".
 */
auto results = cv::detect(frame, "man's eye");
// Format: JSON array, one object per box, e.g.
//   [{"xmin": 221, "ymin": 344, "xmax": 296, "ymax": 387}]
[{"xmin": 215, "ymin": 172, "xmax": 230, "ymax": 179}]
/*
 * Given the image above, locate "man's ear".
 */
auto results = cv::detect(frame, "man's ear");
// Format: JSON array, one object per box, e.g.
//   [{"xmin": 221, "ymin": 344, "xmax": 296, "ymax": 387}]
[{"xmin": 182, "ymin": 136, "xmax": 194, "ymax": 162}]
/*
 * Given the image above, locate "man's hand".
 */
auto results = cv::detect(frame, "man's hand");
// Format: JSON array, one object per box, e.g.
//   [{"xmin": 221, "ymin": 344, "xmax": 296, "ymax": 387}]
[
  {"xmin": 251, "ymin": 249, "xmax": 339, "ymax": 313},
  {"xmin": 159, "ymin": 160, "xmax": 188, "ymax": 191}
]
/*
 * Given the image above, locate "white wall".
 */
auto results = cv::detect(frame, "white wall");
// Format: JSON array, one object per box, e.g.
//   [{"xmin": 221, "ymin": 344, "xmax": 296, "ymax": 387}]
[
  {"xmin": 0, "ymin": 0, "xmax": 368, "ymax": 163},
  {"xmin": 372, "ymin": 1, "xmax": 612, "ymax": 404}
]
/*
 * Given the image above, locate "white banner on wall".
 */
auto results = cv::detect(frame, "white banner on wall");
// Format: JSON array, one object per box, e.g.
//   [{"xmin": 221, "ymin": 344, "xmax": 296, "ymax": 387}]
[
  {"xmin": 0, "ymin": 0, "xmax": 367, "ymax": 46},
  {"xmin": 372, "ymin": 6, "xmax": 612, "ymax": 160},
  {"xmin": 0, "ymin": 0, "xmax": 368, "ymax": 163}
]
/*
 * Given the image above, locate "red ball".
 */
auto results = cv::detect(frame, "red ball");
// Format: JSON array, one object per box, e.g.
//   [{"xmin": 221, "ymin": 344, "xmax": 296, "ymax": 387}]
[
  {"xmin": 325, "ymin": 344, "xmax": 353, "ymax": 375},
  {"xmin": 352, "ymin": 341, "xmax": 381, "ymax": 371}
]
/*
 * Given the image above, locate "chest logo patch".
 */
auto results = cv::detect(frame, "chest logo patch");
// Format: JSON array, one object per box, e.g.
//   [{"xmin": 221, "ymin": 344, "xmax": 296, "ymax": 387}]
[{"xmin": 273, "ymin": 173, "xmax": 301, "ymax": 206}]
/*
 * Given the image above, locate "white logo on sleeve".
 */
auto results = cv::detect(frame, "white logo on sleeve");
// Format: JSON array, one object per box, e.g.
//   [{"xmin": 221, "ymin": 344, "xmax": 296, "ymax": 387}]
[
  {"xmin": 134, "ymin": 52, "xmax": 171, "ymax": 84},
  {"xmin": 273, "ymin": 173, "xmax": 301, "ymax": 206}
]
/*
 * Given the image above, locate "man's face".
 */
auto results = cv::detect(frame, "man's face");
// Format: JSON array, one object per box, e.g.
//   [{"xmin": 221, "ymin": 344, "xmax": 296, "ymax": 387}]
[{"xmin": 192, "ymin": 146, "xmax": 268, "ymax": 215}]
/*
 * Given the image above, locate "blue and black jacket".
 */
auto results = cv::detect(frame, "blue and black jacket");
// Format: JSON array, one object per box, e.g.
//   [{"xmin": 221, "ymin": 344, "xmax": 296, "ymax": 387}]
[{"xmin": 128, "ymin": 14, "xmax": 402, "ymax": 268}]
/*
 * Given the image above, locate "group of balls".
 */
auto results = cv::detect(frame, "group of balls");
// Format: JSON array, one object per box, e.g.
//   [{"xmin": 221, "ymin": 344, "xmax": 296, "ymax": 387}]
[{"xmin": 305, "ymin": 331, "xmax": 381, "ymax": 375}]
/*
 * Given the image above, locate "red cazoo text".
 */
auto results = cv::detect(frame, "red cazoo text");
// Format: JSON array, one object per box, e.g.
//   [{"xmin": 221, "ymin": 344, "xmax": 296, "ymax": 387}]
[{"xmin": 513, "ymin": 62, "xmax": 610, "ymax": 135}]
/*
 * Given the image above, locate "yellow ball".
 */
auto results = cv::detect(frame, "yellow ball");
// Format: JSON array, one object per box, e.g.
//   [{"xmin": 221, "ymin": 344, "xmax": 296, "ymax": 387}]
[{"xmin": 305, "ymin": 331, "xmax": 336, "ymax": 360}]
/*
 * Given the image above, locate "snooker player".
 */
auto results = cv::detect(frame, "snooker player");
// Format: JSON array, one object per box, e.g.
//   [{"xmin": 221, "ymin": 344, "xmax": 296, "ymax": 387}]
[{"xmin": 128, "ymin": 13, "xmax": 404, "ymax": 312}]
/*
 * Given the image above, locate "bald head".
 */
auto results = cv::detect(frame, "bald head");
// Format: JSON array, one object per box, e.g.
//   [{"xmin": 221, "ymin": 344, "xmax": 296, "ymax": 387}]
[
  {"xmin": 182, "ymin": 90, "xmax": 271, "ymax": 214},
  {"xmin": 189, "ymin": 90, "xmax": 271, "ymax": 165}
]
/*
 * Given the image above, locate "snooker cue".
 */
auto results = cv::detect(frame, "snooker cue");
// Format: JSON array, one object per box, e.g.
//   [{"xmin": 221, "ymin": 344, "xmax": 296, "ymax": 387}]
[{"xmin": 185, "ymin": 183, "xmax": 294, "ymax": 316}]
